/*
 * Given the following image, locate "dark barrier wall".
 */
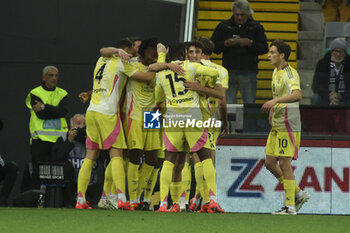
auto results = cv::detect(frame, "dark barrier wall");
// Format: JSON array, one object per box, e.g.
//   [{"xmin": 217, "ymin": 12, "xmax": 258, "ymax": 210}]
[{"xmin": 0, "ymin": 0, "xmax": 184, "ymax": 199}]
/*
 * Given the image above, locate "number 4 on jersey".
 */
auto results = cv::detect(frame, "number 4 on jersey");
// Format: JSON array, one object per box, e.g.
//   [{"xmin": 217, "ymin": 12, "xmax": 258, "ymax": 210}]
[{"xmin": 95, "ymin": 63, "xmax": 106, "ymax": 84}]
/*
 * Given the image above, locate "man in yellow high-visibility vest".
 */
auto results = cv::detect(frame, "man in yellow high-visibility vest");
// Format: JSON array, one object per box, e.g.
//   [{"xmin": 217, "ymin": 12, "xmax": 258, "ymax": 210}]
[{"xmin": 25, "ymin": 65, "xmax": 69, "ymax": 189}]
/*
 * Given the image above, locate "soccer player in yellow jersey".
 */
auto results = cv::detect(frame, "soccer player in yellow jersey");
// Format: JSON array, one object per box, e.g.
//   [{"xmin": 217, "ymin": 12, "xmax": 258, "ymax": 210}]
[
  {"xmin": 122, "ymin": 38, "xmax": 166, "ymax": 209},
  {"xmin": 262, "ymin": 40, "xmax": 309, "ymax": 215},
  {"xmin": 124, "ymin": 39, "xmax": 184, "ymax": 209},
  {"xmin": 98, "ymin": 39, "xmax": 184, "ymax": 210},
  {"xmin": 184, "ymin": 38, "xmax": 228, "ymax": 212},
  {"xmin": 154, "ymin": 42, "xmax": 223, "ymax": 213},
  {"xmin": 183, "ymin": 40, "xmax": 228, "ymax": 212},
  {"xmin": 75, "ymin": 39, "xmax": 155, "ymax": 210}
]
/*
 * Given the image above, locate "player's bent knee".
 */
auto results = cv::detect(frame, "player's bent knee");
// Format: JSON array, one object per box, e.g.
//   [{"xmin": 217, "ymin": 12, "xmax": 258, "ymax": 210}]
[
  {"xmin": 197, "ymin": 148, "xmax": 211, "ymax": 161},
  {"xmin": 145, "ymin": 151, "xmax": 159, "ymax": 167},
  {"xmin": 86, "ymin": 149, "xmax": 100, "ymax": 161}
]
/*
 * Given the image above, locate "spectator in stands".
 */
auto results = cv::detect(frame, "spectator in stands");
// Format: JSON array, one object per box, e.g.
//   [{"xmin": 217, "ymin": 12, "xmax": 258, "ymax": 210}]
[
  {"xmin": 51, "ymin": 114, "xmax": 103, "ymax": 207},
  {"xmin": 311, "ymin": 38, "xmax": 350, "ymax": 106},
  {"xmin": 25, "ymin": 66, "xmax": 69, "ymax": 189},
  {"xmin": 211, "ymin": 0, "xmax": 268, "ymax": 104},
  {"xmin": 319, "ymin": 0, "xmax": 350, "ymax": 23}
]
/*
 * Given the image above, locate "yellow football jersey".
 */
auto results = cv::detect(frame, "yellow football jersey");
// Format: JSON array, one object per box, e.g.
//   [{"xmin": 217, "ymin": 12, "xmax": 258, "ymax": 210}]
[
  {"xmin": 271, "ymin": 64, "xmax": 301, "ymax": 132},
  {"xmin": 124, "ymin": 60, "xmax": 156, "ymax": 120},
  {"xmin": 88, "ymin": 56, "xmax": 138, "ymax": 115},
  {"xmin": 155, "ymin": 60, "xmax": 219, "ymax": 116},
  {"xmin": 199, "ymin": 59, "xmax": 229, "ymax": 120}
]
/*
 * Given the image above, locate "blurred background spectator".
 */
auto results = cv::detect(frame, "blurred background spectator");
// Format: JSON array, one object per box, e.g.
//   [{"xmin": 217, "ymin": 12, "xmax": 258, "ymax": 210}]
[
  {"xmin": 211, "ymin": 0, "xmax": 268, "ymax": 104},
  {"xmin": 319, "ymin": 0, "xmax": 350, "ymax": 23},
  {"xmin": 311, "ymin": 38, "xmax": 350, "ymax": 105}
]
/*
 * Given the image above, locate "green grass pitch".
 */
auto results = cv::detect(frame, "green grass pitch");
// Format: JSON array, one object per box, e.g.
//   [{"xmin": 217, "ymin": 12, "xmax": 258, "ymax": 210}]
[{"xmin": 0, "ymin": 208, "xmax": 349, "ymax": 233}]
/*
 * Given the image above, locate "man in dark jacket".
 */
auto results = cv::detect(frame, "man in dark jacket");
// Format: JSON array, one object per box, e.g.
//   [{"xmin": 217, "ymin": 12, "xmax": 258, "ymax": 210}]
[
  {"xmin": 211, "ymin": 0, "xmax": 268, "ymax": 104},
  {"xmin": 312, "ymin": 38, "xmax": 350, "ymax": 106}
]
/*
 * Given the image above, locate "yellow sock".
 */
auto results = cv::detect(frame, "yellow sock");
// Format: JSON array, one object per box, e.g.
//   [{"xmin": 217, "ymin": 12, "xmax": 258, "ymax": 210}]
[
  {"xmin": 170, "ymin": 182, "xmax": 181, "ymax": 204},
  {"xmin": 127, "ymin": 162, "xmax": 139, "ymax": 203},
  {"xmin": 77, "ymin": 158, "xmax": 95, "ymax": 200},
  {"xmin": 185, "ymin": 163, "xmax": 191, "ymax": 203},
  {"xmin": 181, "ymin": 162, "xmax": 190, "ymax": 203},
  {"xmin": 160, "ymin": 161, "xmax": 174, "ymax": 206},
  {"xmin": 102, "ymin": 162, "xmax": 112, "ymax": 197},
  {"xmin": 144, "ymin": 168, "xmax": 159, "ymax": 202},
  {"xmin": 202, "ymin": 158, "xmax": 217, "ymax": 201},
  {"xmin": 279, "ymin": 176, "xmax": 300, "ymax": 195},
  {"xmin": 194, "ymin": 162, "xmax": 204, "ymax": 198},
  {"xmin": 111, "ymin": 156, "xmax": 126, "ymax": 201},
  {"xmin": 203, "ymin": 179, "xmax": 210, "ymax": 203},
  {"xmin": 124, "ymin": 156, "xmax": 129, "ymax": 174},
  {"xmin": 110, "ymin": 181, "xmax": 117, "ymax": 195},
  {"xmin": 284, "ymin": 179, "xmax": 296, "ymax": 207},
  {"xmin": 137, "ymin": 162, "xmax": 154, "ymax": 198}
]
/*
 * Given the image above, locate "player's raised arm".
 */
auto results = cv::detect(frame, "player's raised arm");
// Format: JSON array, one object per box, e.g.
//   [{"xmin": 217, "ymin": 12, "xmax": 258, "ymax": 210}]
[
  {"xmin": 130, "ymin": 70, "xmax": 156, "ymax": 82},
  {"xmin": 155, "ymin": 75, "xmax": 166, "ymax": 107},
  {"xmin": 184, "ymin": 82, "xmax": 225, "ymax": 100},
  {"xmin": 99, "ymin": 47, "xmax": 132, "ymax": 63},
  {"xmin": 149, "ymin": 62, "xmax": 184, "ymax": 75},
  {"xmin": 100, "ymin": 47, "xmax": 119, "ymax": 57},
  {"xmin": 191, "ymin": 62, "xmax": 219, "ymax": 78}
]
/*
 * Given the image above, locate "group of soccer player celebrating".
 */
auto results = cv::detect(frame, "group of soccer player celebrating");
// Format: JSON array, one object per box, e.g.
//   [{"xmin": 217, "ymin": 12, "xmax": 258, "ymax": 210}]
[
  {"xmin": 74, "ymin": 36, "xmax": 310, "ymax": 215},
  {"xmin": 74, "ymin": 36, "xmax": 227, "ymax": 213}
]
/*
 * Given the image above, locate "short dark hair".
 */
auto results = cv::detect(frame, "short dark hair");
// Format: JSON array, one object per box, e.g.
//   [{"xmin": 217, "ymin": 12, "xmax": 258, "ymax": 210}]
[
  {"xmin": 138, "ymin": 38, "xmax": 158, "ymax": 58},
  {"xmin": 167, "ymin": 41, "xmax": 185, "ymax": 62},
  {"xmin": 197, "ymin": 37, "xmax": 215, "ymax": 56},
  {"xmin": 117, "ymin": 38, "xmax": 133, "ymax": 49},
  {"xmin": 271, "ymin": 40, "xmax": 291, "ymax": 61},
  {"xmin": 186, "ymin": 41, "xmax": 204, "ymax": 53}
]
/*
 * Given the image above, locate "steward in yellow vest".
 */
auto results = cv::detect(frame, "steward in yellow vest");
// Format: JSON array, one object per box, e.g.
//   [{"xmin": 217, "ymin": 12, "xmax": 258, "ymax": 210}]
[{"xmin": 25, "ymin": 66, "xmax": 69, "ymax": 189}]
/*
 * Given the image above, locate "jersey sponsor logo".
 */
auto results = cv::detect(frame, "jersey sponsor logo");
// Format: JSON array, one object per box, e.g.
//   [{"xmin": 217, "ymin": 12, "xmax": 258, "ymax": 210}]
[
  {"xmin": 228, "ymin": 158, "xmax": 265, "ymax": 198},
  {"xmin": 143, "ymin": 110, "xmax": 161, "ymax": 129},
  {"xmin": 169, "ymin": 97, "xmax": 194, "ymax": 105},
  {"xmin": 279, "ymin": 149, "xmax": 285, "ymax": 154},
  {"xmin": 93, "ymin": 88, "xmax": 107, "ymax": 93}
]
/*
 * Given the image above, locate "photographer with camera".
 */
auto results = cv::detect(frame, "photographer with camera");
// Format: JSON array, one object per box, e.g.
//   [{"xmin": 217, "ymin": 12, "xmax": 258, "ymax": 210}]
[{"xmin": 51, "ymin": 114, "xmax": 102, "ymax": 207}]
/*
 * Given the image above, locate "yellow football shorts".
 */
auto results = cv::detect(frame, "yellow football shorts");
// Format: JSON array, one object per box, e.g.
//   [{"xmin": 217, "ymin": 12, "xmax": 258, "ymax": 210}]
[
  {"xmin": 163, "ymin": 127, "xmax": 209, "ymax": 153},
  {"xmin": 125, "ymin": 118, "xmax": 161, "ymax": 151},
  {"xmin": 86, "ymin": 110, "xmax": 127, "ymax": 150},
  {"xmin": 265, "ymin": 129, "xmax": 300, "ymax": 160}
]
